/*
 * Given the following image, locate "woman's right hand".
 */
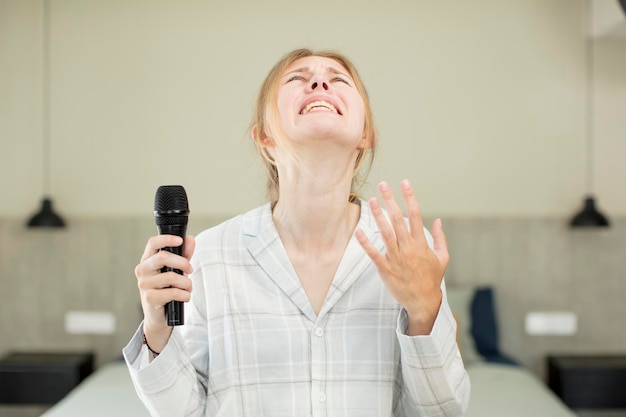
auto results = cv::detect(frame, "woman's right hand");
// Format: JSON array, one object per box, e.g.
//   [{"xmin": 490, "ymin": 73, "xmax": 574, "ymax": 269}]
[{"xmin": 135, "ymin": 234, "xmax": 196, "ymax": 353}]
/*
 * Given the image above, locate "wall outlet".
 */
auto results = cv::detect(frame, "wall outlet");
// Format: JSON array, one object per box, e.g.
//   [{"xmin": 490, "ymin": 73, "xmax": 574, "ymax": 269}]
[
  {"xmin": 525, "ymin": 311, "xmax": 577, "ymax": 336},
  {"xmin": 65, "ymin": 311, "xmax": 116, "ymax": 334}
]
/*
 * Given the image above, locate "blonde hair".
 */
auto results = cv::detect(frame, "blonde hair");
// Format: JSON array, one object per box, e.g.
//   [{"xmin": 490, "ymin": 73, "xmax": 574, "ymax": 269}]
[{"xmin": 251, "ymin": 48, "xmax": 377, "ymax": 205}]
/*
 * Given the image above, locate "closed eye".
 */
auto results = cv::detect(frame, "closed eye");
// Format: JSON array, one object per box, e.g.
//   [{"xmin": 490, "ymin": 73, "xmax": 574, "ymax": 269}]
[
  {"xmin": 286, "ymin": 75, "xmax": 306, "ymax": 83},
  {"xmin": 332, "ymin": 77, "xmax": 351, "ymax": 85}
]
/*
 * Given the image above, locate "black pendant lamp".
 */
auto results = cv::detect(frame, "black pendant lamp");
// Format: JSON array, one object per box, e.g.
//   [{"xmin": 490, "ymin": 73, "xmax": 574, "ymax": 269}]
[
  {"xmin": 28, "ymin": 198, "xmax": 65, "ymax": 228},
  {"xmin": 570, "ymin": 196, "xmax": 609, "ymax": 227},
  {"xmin": 27, "ymin": 0, "xmax": 66, "ymax": 229},
  {"xmin": 569, "ymin": 0, "xmax": 609, "ymax": 229}
]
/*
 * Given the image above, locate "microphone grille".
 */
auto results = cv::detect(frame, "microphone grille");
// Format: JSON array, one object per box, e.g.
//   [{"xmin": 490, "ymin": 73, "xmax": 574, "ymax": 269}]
[{"xmin": 154, "ymin": 185, "xmax": 189, "ymax": 213}]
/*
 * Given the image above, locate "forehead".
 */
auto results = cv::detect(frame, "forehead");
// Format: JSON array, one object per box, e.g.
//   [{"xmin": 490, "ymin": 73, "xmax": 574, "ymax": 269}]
[{"xmin": 284, "ymin": 55, "xmax": 350, "ymax": 75}]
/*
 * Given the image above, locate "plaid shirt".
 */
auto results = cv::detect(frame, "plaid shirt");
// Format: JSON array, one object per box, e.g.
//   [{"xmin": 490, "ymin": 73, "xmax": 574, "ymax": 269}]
[{"xmin": 124, "ymin": 201, "xmax": 470, "ymax": 416}]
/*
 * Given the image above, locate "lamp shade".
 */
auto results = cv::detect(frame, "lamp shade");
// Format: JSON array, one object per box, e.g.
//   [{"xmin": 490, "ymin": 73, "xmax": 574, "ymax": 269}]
[
  {"xmin": 27, "ymin": 197, "xmax": 66, "ymax": 228},
  {"xmin": 569, "ymin": 196, "xmax": 610, "ymax": 228}
]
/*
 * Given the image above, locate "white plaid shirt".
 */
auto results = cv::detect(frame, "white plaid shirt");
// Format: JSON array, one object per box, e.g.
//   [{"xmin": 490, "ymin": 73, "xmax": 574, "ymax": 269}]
[{"xmin": 124, "ymin": 201, "xmax": 470, "ymax": 417}]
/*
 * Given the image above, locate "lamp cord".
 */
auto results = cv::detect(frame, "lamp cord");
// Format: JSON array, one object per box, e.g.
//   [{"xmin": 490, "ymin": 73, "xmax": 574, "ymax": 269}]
[
  {"xmin": 42, "ymin": 0, "xmax": 51, "ymax": 197},
  {"xmin": 585, "ymin": 0, "xmax": 594, "ymax": 196}
]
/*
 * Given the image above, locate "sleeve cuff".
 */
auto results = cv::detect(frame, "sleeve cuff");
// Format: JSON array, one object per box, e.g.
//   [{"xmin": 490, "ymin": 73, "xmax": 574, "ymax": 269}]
[
  {"xmin": 396, "ymin": 300, "xmax": 458, "ymax": 367},
  {"xmin": 122, "ymin": 322, "xmax": 190, "ymax": 394}
]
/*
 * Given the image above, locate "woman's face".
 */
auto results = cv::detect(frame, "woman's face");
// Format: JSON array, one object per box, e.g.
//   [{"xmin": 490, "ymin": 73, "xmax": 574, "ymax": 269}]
[{"xmin": 273, "ymin": 56, "xmax": 367, "ymax": 150}]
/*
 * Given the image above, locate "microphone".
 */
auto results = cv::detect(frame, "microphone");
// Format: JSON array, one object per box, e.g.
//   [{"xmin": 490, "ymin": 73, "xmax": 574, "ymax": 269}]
[{"xmin": 154, "ymin": 185, "xmax": 190, "ymax": 326}]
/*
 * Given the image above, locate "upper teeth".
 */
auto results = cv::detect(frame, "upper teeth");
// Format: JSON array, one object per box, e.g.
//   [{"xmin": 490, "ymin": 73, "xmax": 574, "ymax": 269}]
[{"xmin": 303, "ymin": 101, "xmax": 337, "ymax": 114}]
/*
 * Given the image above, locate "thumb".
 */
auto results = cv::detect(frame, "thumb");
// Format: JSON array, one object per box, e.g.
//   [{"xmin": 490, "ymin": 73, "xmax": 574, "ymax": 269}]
[
  {"xmin": 432, "ymin": 219, "xmax": 450, "ymax": 264},
  {"xmin": 183, "ymin": 235, "xmax": 196, "ymax": 260}
]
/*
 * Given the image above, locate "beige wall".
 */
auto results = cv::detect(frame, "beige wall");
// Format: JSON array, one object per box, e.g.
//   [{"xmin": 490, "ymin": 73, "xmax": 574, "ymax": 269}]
[
  {"xmin": 1, "ymin": 0, "xmax": 626, "ymax": 380},
  {"xmin": 2, "ymin": 0, "xmax": 625, "ymax": 218}
]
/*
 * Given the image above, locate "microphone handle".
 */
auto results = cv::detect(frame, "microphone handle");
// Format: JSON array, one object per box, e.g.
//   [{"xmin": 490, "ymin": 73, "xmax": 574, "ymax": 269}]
[{"xmin": 157, "ymin": 223, "xmax": 187, "ymax": 326}]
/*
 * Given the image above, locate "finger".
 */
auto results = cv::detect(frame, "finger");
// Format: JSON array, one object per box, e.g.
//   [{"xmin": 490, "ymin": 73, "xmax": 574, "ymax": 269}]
[
  {"xmin": 141, "ymin": 235, "xmax": 184, "ymax": 262},
  {"xmin": 183, "ymin": 236, "xmax": 196, "ymax": 261},
  {"xmin": 148, "ymin": 271, "xmax": 193, "ymax": 292},
  {"xmin": 432, "ymin": 218, "xmax": 450, "ymax": 266},
  {"xmin": 138, "ymin": 270, "xmax": 189, "ymax": 292},
  {"xmin": 400, "ymin": 179, "xmax": 426, "ymax": 244},
  {"xmin": 354, "ymin": 229, "xmax": 388, "ymax": 269},
  {"xmin": 368, "ymin": 197, "xmax": 399, "ymax": 257},
  {"xmin": 146, "ymin": 250, "xmax": 193, "ymax": 275},
  {"xmin": 144, "ymin": 286, "xmax": 191, "ymax": 307},
  {"xmin": 378, "ymin": 181, "xmax": 411, "ymax": 245}
]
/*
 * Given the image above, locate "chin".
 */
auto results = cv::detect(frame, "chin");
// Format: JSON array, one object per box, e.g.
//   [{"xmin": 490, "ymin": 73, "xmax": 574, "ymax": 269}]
[{"xmin": 302, "ymin": 122, "xmax": 361, "ymax": 141}]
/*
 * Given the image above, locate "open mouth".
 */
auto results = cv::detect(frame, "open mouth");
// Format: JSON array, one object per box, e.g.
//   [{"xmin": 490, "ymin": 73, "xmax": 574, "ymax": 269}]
[{"xmin": 300, "ymin": 100, "xmax": 342, "ymax": 115}]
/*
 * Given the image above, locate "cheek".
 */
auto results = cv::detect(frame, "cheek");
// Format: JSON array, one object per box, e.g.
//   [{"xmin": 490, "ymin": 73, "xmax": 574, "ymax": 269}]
[
  {"xmin": 276, "ymin": 91, "xmax": 297, "ymax": 120},
  {"xmin": 345, "ymin": 91, "xmax": 366, "ymax": 122},
  {"xmin": 276, "ymin": 95, "xmax": 293, "ymax": 126},
  {"xmin": 352, "ymin": 101, "xmax": 367, "ymax": 129}
]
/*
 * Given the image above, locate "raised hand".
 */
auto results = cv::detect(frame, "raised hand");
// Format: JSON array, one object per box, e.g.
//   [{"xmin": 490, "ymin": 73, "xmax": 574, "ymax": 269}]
[{"xmin": 355, "ymin": 180, "xmax": 449, "ymax": 336}]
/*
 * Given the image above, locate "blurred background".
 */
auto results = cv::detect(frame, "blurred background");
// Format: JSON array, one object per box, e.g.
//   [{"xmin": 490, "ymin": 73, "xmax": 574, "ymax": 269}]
[{"xmin": 1, "ymin": 0, "xmax": 625, "ymax": 384}]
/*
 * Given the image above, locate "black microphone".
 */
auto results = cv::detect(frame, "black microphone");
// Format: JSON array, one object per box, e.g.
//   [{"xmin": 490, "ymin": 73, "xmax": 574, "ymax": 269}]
[{"xmin": 154, "ymin": 185, "xmax": 190, "ymax": 326}]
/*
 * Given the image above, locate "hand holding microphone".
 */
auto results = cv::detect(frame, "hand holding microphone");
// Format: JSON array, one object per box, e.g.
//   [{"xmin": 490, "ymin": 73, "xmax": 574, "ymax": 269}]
[
  {"xmin": 135, "ymin": 186, "xmax": 195, "ymax": 353},
  {"xmin": 154, "ymin": 185, "xmax": 190, "ymax": 326}
]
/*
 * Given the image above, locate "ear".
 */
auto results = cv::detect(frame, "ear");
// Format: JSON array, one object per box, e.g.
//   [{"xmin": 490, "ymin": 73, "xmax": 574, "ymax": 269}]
[
  {"xmin": 357, "ymin": 128, "xmax": 378, "ymax": 150},
  {"xmin": 252, "ymin": 124, "xmax": 274, "ymax": 147}
]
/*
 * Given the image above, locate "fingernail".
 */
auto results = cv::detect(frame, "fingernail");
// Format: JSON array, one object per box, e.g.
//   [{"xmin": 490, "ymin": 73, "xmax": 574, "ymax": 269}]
[
  {"xmin": 369, "ymin": 197, "xmax": 380, "ymax": 209},
  {"xmin": 401, "ymin": 179, "xmax": 411, "ymax": 189},
  {"xmin": 379, "ymin": 181, "xmax": 389, "ymax": 191}
]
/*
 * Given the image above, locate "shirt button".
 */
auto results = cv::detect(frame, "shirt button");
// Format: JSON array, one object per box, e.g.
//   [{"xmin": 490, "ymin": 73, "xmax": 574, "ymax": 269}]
[
  {"xmin": 315, "ymin": 327, "xmax": 324, "ymax": 337},
  {"xmin": 319, "ymin": 393, "xmax": 327, "ymax": 402}
]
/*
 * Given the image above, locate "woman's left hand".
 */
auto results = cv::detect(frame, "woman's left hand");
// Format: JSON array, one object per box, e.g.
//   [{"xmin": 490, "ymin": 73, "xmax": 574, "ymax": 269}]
[{"xmin": 355, "ymin": 179, "xmax": 449, "ymax": 336}]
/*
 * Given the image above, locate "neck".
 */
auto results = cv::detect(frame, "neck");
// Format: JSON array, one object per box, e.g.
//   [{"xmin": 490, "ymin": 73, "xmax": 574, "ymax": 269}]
[
  {"xmin": 269, "ymin": 137, "xmax": 364, "ymax": 249},
  {"xmin": 272, "ymin": 167, "xmax": 360, "ymax": 253}
]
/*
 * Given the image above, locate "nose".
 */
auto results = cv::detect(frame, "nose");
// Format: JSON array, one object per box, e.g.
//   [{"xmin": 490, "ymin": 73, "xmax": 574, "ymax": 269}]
[{"xmin": 309, "ymin": 78, "xmax": 329, "ymax": 91}]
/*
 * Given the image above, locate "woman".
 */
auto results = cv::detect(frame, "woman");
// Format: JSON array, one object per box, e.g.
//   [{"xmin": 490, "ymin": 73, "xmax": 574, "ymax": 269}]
[{"xmin": 124, "ymin": 48, "xmax": 470, "ymax": 416}]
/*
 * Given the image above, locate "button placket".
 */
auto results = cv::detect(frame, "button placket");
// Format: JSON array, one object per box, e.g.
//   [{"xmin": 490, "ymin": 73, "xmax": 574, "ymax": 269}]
[{"xmin": 311, "ymin": 320, "xmax": 328, "ymax": 416}]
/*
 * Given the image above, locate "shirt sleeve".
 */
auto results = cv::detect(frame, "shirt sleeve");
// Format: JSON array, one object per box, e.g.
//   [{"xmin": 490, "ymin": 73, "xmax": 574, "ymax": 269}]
[
  {"xmin": 122, "ymin": 323, "xmax": 207, "ymax": 417},
  {"xmin": 395, "ymin": 283, "xmax": 471, "ymax": 417}
]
